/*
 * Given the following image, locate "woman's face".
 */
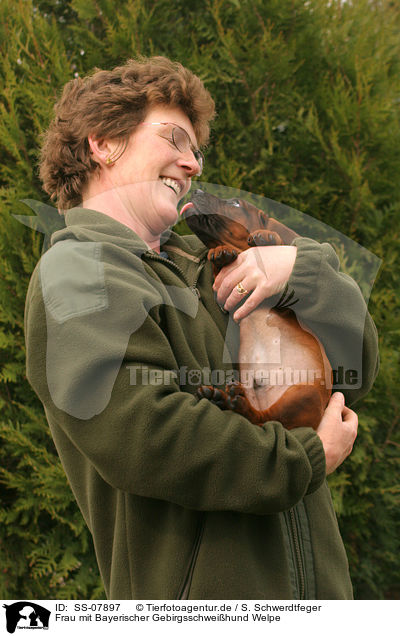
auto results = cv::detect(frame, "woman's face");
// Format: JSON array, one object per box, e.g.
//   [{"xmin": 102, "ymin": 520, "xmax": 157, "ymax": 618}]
[{"xmin": 103, "ymin": 104, "xmax": 202, "ymax": 238}]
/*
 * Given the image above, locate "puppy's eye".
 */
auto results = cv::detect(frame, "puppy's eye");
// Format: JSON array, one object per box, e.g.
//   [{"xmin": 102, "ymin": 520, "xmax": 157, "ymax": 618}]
[{"xmin": 230, "ymin": 199, "xmax": 241, "ymax": 207}]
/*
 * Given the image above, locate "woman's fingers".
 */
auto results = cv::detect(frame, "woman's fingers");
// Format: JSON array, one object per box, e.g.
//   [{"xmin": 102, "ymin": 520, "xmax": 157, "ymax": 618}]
[{"xmin": 213, "ymin": 246, "xmax": 297, "ymax": 320}]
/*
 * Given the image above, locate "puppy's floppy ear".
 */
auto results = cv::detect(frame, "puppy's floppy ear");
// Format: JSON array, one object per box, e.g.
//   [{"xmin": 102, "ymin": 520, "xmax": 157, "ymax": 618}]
[{"xmin": 258, "ymin": 209, "xmax": 270, "ymax": 227}]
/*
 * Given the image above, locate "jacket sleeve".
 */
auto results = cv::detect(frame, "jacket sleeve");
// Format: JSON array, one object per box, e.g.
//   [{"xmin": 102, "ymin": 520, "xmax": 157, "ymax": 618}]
[
  {"xmin": 288, "ymin": 237, "xmax": 379, "ymax": 406},
  {"xmin": 24, "ymin": 245, "xmax": 326, "ymax": 516}
]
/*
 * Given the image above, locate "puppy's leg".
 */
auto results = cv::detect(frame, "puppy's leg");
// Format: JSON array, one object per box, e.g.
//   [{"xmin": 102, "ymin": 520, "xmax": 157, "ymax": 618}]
[
  {"xmin": 197, "ymin": 382, "xmax": 266, "ymax": 425},
  {"xmin": 224, "ymin": 381, "xmax": 266, "ymax": 423},
  {"xmin": 248, "ymin": 230, "xmax": 283, "ymax": 246},
  {"xmin": 197, "ymin": 385, "xmax": 230, "ymax": 410},
  {"xmin": 202, "ymin": 382, "xmax": 329, "ymax": 430}
]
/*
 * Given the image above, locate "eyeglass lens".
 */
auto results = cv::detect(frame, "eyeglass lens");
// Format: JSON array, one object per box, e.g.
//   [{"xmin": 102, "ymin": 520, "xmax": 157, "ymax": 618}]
[{"xmin": 172, "ymin": 126, "xmax": 204, "ymax": 174}]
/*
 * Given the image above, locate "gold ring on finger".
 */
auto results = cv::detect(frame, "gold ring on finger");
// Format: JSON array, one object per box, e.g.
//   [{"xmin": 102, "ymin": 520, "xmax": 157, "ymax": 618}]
[{"xmin": 236, "ymin": 281, "xmax": 249, "ymax": 295}]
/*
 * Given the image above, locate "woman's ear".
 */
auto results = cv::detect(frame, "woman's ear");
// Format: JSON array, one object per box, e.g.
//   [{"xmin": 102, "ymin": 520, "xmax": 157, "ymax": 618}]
[{"xmin": 88, "ymin": 135, "xmax": 120, "ymax": 166}]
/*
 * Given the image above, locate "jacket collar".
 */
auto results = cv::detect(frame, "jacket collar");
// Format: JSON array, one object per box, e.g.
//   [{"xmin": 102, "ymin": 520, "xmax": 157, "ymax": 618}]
[{"xmin": 50, "ymin": 207, "xmax": 208, "ymax": 261}]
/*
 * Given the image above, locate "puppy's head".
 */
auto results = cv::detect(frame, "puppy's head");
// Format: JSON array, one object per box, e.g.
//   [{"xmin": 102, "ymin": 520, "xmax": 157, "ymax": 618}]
[{"xmin": 181, "ymin": 190, "xmax": 269, "ymax": 250}]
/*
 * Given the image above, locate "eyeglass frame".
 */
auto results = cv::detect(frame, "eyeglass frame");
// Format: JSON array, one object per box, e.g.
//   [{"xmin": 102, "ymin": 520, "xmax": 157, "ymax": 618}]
[{"xmin": 139, "ymin": 121, "xmax": 204, "ymax": 176}]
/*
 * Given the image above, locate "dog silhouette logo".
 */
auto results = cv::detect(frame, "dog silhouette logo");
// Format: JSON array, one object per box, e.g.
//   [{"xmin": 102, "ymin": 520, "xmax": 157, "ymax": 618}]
[{"xmin": 2, "ymin": 602, "xmax": 50, "ymax": 633}]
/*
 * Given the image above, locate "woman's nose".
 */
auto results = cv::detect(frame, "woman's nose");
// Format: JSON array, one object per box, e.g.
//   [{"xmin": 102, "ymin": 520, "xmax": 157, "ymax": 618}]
[{"xmin": 177, "ymin": 150, "xmax": 202, "ymax": 177}]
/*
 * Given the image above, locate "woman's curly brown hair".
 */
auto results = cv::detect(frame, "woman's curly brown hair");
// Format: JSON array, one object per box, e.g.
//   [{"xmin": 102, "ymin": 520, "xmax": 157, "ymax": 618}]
[{"xmin": 39, "ymin": 56, "xmax": 215, "ymax": 210}]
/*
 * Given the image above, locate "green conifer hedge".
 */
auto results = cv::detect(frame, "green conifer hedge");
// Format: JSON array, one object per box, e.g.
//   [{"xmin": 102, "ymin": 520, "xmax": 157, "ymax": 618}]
[{"xmin": 0, "ymin": 0, "xmax": 399, "ymax": 599}]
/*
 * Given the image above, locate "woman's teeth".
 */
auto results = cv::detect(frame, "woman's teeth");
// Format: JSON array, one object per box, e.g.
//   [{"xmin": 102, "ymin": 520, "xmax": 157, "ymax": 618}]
[{"xmin": 161, "ymin": 177, "xmax": 181, "ymax": 195}]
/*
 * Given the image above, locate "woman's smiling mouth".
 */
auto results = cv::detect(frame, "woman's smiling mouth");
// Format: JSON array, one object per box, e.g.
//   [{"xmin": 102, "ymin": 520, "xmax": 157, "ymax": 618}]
[{"xmin": 161, "ymin": 176, "xmax": 183, "ymax": 195}]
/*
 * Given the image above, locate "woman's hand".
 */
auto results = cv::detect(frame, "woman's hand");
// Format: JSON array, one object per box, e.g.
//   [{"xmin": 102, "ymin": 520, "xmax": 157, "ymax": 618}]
[
  {"xmin": 316, "ymin": 392, "xmax": 358, "ymax": 474},
  {"xmin": 212, "ymin": 245, "xmax": 297, "ymax": 321}
]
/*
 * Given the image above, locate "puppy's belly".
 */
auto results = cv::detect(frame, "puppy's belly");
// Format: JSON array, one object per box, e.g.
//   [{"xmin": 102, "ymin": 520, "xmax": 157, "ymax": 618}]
[{"xmin": 238, "ymin": 307, "xmax": 331, "ymax": 413}]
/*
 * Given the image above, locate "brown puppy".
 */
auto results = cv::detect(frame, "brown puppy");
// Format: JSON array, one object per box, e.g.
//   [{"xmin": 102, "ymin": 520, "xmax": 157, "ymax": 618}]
[{"xmin": 181, "ymin": 190, "xmax": 332, "ymax": 430}]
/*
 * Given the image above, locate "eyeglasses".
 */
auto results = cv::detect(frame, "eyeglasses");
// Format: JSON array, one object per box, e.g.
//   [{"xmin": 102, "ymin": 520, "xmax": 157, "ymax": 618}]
[{"xmin": 140, "ymin": 122, "xmax": 204, "ymax": 176}]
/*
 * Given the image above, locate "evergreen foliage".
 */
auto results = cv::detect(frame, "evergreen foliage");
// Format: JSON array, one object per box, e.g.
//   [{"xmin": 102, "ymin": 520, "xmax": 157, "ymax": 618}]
[{"xmin": 0, "ymin": 0, "xmax": 398, "ymax": 599}]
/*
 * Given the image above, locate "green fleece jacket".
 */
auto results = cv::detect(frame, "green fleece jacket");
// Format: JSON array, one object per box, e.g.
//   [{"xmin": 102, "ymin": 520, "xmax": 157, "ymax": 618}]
[{"xmin": 25, "ymin": 208, "xmax": 379, "ymax": 599}]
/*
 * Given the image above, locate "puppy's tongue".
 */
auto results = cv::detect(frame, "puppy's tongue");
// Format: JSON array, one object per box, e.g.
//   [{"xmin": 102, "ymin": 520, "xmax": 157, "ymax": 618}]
[{"xmin": 180, "ymin": 201, "xmax": 194, "ymax": 216}]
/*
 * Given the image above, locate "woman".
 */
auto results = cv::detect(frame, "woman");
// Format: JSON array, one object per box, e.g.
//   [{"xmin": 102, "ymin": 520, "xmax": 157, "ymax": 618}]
[{"xmin": 25, "ymin": 56, "xmax": 378, "ymax": 599}]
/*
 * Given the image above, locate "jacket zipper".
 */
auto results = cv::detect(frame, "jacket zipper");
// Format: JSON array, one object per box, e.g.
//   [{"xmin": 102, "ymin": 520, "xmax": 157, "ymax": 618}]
[
  {"xmin": 146, "ymin": 250, "xmax": 206, "ymax": 600},
  {"xmin": 144, "ymin": 250, "xmax": 205, "ymax": 297},
  {"xmin": 283, "ymin": 506, "xmax": 308, "ymax": 600},
  {"xmin": 177, "ymin": 517, "xmax": 205, "ymax": 600},
  {"xmin": 288, "ymin": 507, "xmax": 306, "ymax": 600}
]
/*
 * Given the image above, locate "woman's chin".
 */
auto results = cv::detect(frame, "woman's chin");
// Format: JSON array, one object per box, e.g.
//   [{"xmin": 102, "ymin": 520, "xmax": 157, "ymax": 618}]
[
  {"xmin": 151, "ymin": 205, "xmax": 179, "ymax": 235},
  {"xmin": 162, "ymin": 202, "xmax": 180, "ymax": 225}
]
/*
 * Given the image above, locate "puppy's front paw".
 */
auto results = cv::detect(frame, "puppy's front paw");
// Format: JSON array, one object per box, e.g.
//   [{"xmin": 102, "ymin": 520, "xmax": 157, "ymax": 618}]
[
  {"xmin": 208, "ymin": 246, "xmax": 238, "ymax": 267},
  {"xmin": 248, "ymin": 230, "xmax": 283, "ymax": 246}
]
